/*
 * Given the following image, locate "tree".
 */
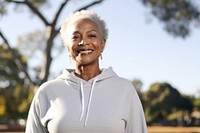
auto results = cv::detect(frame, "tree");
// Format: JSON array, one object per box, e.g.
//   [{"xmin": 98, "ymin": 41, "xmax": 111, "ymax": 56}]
[
  {"xmin": 132, "ymin": 79, "xmax": 144, "ymax": 106},
  {"xmin": 194, "ymin": 98, "xmax": 200, "ymax": 110},
  {"xmin": 1, "ymin": 0, "xmax": 200, "ymax": 89},
  {"xmin": 0, "ymin": 0, "xmax": 104, "ymax": 122},
  {"xmin": 141, "ymin": 0, "xmax": 200, "ymax": 38},
  {"xmin": 143, "ymin": 82, "xmax": 193, "ymax": 125},
  {"xmin": 0, "ymin": 0, "xmax": 104, "ymax": 88},
  {"xmin": 0, "ymin": 44, "xmax": 34, "ymax": 120},
  {"xmin": 132, "ymin": 79, "xmax": 143, "ymax": 93}
]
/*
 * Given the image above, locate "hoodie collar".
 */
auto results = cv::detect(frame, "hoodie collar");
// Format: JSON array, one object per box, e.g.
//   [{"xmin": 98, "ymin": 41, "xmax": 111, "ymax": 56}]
[
  {"xmin": 57, "ymin": 66, "xmax": 117, "ymax": 83},
  {"xmin": 56, "ymin": 67, "xmax": 117, "ymax": 126}
]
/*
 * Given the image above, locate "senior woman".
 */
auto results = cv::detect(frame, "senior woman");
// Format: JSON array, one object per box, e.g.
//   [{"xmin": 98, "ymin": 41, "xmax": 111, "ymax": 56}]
[{"xmin": 25, "ymin": 10, "xmax": 147, "ymax": 133}]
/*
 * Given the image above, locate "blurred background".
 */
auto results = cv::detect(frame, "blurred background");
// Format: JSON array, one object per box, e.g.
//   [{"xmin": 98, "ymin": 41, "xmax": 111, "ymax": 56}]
[{"xmin": 0, "ymin": 0, "xmax": 200, "ymax": 132}]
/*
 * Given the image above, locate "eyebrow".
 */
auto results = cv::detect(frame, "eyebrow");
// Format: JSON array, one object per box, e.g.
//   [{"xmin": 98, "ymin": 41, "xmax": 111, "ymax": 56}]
[
  {"xmin": 87, "ymin": 29, "xmax": 98, "ymax": 33},
  {"xmin": 72, "ymin": 29, "xmax": 98, "ymax": 35}
]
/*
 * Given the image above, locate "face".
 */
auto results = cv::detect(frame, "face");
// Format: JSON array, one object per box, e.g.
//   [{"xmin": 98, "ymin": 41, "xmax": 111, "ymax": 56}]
[{"xmin": 66, "ymin": 18, "xmax": 105, "ymax": 66}]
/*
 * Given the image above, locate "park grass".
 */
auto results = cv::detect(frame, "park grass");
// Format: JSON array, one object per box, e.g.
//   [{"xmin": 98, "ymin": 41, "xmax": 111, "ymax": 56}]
[{"xmin": 148, "ymin": 126, "xmax": 200, "ymax": 133}]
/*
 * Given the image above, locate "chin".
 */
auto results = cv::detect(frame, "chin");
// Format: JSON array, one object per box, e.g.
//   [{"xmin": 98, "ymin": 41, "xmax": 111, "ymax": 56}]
[{"xmin": 76, "ymin": 59, "xmax": 98, "ymax": 66}]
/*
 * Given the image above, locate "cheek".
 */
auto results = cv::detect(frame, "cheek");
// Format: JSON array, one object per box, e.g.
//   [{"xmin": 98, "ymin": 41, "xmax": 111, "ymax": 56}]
[
  {"xmin": 67, "ymin": 44, "xmax": 77, "ymax": 57},
  {"xmin": 66, "ymin": 40, "xmax": 73, "ymax": 48},
  {"xmin": 98, "ymin": 40, "xmax": 105, "ymax": 51}
]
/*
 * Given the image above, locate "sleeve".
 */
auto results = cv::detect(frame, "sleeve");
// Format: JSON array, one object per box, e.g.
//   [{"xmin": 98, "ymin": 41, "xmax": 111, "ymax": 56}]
[
  {"xmin": 25, "ymin": 89, "xmax": 48, "ymax": 133},
  {"xmin": 125, "ymin": 85, "xmax": 148, "ymax": 133}
]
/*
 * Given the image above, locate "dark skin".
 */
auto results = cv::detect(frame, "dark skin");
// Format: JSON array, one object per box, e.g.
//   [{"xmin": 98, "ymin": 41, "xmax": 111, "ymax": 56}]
[
  {"xmin": 75, "ymin": 62, "xmax": 101, "ymax": 81},
  {"xmin": 66, "ymin": 18, "xmax": 105, "ymax": 81}
]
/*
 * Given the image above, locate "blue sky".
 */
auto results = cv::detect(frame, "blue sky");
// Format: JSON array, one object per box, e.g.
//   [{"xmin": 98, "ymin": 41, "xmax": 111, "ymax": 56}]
[{"xmin": 1, "ymin": 0, "xmax": 200, "ymax": 96}]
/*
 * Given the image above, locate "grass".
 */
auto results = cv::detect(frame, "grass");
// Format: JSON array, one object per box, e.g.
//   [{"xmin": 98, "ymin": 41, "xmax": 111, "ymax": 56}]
[{"xmin": 148, "ymin": 126, "xmax": 200, "ymax": 133}]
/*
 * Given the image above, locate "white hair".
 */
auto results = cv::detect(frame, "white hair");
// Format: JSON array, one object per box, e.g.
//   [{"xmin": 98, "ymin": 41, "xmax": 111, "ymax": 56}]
[{"xmin": 60, "ymin": 10, "xmax": 108, "ymax": 45}]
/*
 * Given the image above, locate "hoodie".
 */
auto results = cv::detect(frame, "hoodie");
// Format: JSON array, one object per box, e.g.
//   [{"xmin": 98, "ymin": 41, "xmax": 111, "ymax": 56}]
[{"xmin": 25, "ymin": 67, "xmax": 147, "ymax": 133}]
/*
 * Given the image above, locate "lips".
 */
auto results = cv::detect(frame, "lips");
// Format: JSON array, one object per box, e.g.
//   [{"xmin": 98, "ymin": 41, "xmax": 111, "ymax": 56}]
[{"xmin": 77, "ymin": 49, "xmax": 93, "ymax": 55}]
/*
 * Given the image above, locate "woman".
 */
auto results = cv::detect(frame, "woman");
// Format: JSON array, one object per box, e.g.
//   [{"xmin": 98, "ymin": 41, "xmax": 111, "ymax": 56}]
[{"xmin": 26, "ymin": 10, "xmax": 147, "ymax": 133}]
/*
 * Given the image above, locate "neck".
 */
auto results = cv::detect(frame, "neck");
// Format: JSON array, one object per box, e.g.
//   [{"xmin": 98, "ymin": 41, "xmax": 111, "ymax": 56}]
[{"xmin": 75, "ymin": 64, "xmax": 101, "ymax": 81}]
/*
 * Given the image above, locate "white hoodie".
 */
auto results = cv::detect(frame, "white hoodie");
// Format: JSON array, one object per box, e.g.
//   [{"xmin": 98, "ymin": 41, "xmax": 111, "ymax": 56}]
[{"xmin": 25, "ymin": 67, "xmax": 147, "ymax": 133}]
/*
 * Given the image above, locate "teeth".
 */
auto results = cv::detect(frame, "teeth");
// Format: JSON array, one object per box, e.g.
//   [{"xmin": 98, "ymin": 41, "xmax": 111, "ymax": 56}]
[{"xmin": 79, "ymin": 50, "xmax": 93, "ymax": 54}]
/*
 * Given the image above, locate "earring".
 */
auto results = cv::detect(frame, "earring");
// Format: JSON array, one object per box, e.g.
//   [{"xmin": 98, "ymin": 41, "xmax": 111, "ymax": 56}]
[{"xmin": 100, "ymin": 54, "xmax": 103, "ymax": 60}]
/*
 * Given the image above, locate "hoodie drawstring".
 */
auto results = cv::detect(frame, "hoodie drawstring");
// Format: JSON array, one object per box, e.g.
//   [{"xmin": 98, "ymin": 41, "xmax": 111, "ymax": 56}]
[
  {"xmin": 79, "ymin": 79, "xmax": 97, "ymax": 127},
  {"xmin": 84, "ymin": 78, "xmax": 97, "ymax": 126},
  {"xmin": 79, "ymin": 80, "xmax": 85, "ymax": 121}
]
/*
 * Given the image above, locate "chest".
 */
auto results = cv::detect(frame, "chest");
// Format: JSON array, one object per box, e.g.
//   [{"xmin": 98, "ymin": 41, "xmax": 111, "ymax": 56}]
[{"xmin": 44, "ymin": 85, "xmax": 129, "ymax": 133}]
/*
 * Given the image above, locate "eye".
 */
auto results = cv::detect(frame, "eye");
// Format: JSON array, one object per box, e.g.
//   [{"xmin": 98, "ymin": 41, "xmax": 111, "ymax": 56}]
[
  {"xmin": 71, "ymin": 34, "xmax": 81, "ymax": 41},
  {"xmin": 88, "ymin": 34, "xmax": 97, "ymax": 39}
]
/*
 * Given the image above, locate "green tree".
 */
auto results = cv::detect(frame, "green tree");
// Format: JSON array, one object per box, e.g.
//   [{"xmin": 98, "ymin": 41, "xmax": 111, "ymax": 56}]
[
  {"xmin": 141, "ymin": 0, "xmax": 200, "ymax": 38},
  {"xmin": 132, "ymin": 79, "xmax": 145, "ymax": 106},
  {"xmin": 0, "ymin": 0, "xmax": 104, "ymax": 87},
  {"xmin": 194, "ymin": 98, "xmax": 200, "ymax": 110},
  {"xmin": 132, "ymin": 79, "xmax": 143, "ymax": 94},
  {"xmin": 143, "ymin": 82, "xmax": 193, "ymax": 125},
  {"xmin": 0, "ymin": 44, "xmax": 34, "ymax": 120},
  {"xmin": 0, "ymin": 45, "xmax": 27, "ymax": 90},
  {"xmin": 0, "ymin": 0, "xmax": 104, "ymax": 121}
]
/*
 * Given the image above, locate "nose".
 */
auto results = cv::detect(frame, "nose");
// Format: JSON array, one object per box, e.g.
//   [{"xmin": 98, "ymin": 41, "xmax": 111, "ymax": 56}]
[
  {"xmin": 78, "ymin": 37, "xmax": 89, "ymax": 46},
  {"xmin": 78, "ymin": 40, "xmax": 84, "ymax": 45}
]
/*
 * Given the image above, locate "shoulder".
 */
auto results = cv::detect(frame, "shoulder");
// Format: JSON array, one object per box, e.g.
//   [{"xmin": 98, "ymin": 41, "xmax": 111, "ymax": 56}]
[
  {"xmin": 37, "ymin": 79, "xmax": 65, "ymax": 92},
  {"xmin": 33, "ymin": 79, "xmax": 65, "ymax": 99},
  {"xmin": 104, "ymin": 67, "xmax": 136, "ymax": 91},
  {"xmin": 115, "ymin": 75, "xmax": 140, "ymax": 97},
  {"xmin": 113, "ymin": 76, "xmax": 134, "ymax": 89},
  {"xmin": 104, "ymin": 67, "xmax": 133, "ymax": 86}
]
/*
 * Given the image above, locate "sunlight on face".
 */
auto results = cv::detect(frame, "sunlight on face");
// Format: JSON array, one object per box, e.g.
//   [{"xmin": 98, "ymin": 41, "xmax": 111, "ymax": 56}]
[{"xmin": 66, "ymin": 18, "xmax": 105, "ymax": 66}]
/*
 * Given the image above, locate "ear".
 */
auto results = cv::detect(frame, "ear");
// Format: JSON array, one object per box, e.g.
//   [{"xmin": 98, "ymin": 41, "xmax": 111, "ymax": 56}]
[{"xmin": 101, "ymin": 39, "xmax": 106, "ymax": 52}]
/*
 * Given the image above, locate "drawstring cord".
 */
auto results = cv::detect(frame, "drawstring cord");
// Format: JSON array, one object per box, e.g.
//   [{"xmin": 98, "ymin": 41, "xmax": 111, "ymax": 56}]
[
  {"xmin": 84, "ymin": 78, "xmax": 97, "ymax": 126},
  {"xmin": 79, "ymin": 80, "xmax": 85, "ymax": 121},
  {"xmin": 79, "ymin": 79, "xmax": 98, "ymax": 127}
]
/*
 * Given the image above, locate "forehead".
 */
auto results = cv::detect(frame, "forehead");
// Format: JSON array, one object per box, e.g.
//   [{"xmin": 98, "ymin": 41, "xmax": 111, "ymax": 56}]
[{"xmin": 67, "ymin": 18, "xmax": 100, "ymax": 34}]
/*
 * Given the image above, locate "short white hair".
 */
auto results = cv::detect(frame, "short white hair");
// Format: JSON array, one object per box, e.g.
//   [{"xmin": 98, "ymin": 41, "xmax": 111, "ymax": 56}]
[{"xmin": 60, "ymin": 10, "xmax": 108, "ymax": 45}]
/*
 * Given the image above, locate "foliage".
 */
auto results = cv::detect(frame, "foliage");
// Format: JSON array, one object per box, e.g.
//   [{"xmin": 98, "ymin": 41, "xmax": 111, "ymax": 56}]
[
  {"xmin": 1, "ymin": 0, "xmax": 200, "ymax": 123},
  {"xmin": 143, "ymin": 82, "xmax": 193, "ymax": 124},
  {"xmin": 194, "ymin": 98, "xmax": 200, "ymax": 110},
  {"xmin": 0, "ymin": 44, "xmax": 34, "ymax": 120},
  {"xmin": 141, "ymin": 0, "xmax": 200, "ymax": 38},
  {"xmin": 0, "ymin": 0, "xmax": 47, "ymax": 13},
  {"xmin": 17, "ymin": 30, "xmax": 47, "ymax": 84},
  {"xmin": 0, "ymin": 0, "xmax": 104, "ymax": 122},
  {"xmin": 132, "ymin": 79, "xmax": 143, "ymax": 93},
  {"xmin": 132, "ymin": 79, "xmax": 145, "ymax": 107},
  {"xmin": 0, "ymin": 0, "xmax": 104, "ymax": 87},
  {"xmin": 0, "ymin": 45, "xmax": 27, "ymax": 89}
]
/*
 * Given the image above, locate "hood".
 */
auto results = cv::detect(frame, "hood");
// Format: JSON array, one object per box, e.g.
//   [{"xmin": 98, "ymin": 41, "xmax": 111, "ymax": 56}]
[
  {"xmin": 57, "ymin": 66, "xmax": 117, "ymax": 83},
  {"xmin": 56, "ymin": 67, "xmax": 117, "ymax": 126}
]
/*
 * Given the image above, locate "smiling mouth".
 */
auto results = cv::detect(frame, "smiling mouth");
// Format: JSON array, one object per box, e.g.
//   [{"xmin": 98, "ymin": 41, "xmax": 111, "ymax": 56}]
[{"xmin": 77, "ymin": 49, "xmax": 93, "ymax": 55}]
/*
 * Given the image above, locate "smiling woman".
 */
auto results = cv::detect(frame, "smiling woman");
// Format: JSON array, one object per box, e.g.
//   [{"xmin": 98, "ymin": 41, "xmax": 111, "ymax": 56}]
[
  {"xmin": 65, "ymin": 18, "xmax": 105, "ymax": 73},
  {"xmin": 25, "ymin": 10, "xmax": 147, "ymax": 133}
]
